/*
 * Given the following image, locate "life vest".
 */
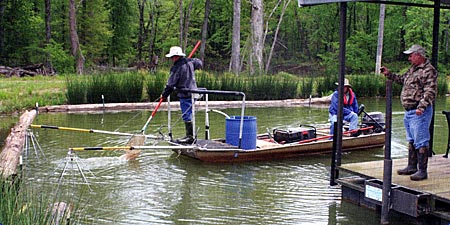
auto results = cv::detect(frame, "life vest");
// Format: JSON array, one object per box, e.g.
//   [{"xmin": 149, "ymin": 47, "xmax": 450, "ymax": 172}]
[{"xmin": 343, "ymin": 88, "xmax": 355, "ymax": 106}]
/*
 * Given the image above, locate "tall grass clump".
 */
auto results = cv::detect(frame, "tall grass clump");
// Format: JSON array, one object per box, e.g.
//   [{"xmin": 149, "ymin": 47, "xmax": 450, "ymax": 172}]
[
  {"xmin": 438, "ymin": 75, "xmax": 448, "ymax": 96},
  {"xmin": 316, "ymin": 74, "xmax": 338, "ymax": 97},
  {"xmin": 66, "ymin": 72, "xmax": 144, "ymax": 104},
  {"xmin": 146, "ymin": 70, "xmax": 168, "ymax": 101},
  {"xmin": 298, "ymin": 77, "xmax": 314, "ymax": 98},
  {"xmin": 0, "ymin": 176, "xmax": 82, "ymax": 224},
  {"xmin": 246, "ymin": 75, "xmax": 298, "ymax": 100},
  {"xmin": 66, "ymin": 75, "xmax": 87, "ymax": 104},
  {"xmin": 349, "ymin": 75, "xmax": 383, "ymax": 97},
  {"xmin": 217, "ymin": 74, "xmax": 245, "ymax": 100}
]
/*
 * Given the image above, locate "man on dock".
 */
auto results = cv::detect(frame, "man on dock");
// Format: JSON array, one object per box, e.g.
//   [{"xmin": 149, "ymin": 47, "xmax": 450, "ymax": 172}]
[{"xmin": 380, "ymin": 44, "xmax": 437, "ymax": 181}]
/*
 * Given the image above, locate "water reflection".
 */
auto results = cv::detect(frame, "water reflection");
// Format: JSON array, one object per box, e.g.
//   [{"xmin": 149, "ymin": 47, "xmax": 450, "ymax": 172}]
[{"xmin": 3, "ymin": 97, "xmax": 450, "ymax": 224}]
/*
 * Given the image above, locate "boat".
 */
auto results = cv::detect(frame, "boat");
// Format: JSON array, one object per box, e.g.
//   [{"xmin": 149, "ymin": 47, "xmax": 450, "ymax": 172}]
[
  {"xmin": 30, "ymin": 88, "xmax": 385, "ymax": 163},
  {"xmin": 167, "ymin": 88, "xmax": 386, "ymax": 163},
  {"xmin": 170, "ymin": 130, "xmax": 385, "ymax": 163}
]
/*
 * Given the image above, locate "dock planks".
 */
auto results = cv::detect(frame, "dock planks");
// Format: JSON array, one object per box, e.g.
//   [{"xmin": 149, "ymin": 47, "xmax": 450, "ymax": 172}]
[{"xmin": 339, "ymin": 154, "xmax": 450, "ymax": 201}]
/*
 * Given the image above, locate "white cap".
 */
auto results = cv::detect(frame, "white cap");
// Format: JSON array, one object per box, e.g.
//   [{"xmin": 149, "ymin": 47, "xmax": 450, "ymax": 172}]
[
  {"xmin": 165, "ymin": 46, "xmax": 186, "ymax": 58},
  {"xmin": 335, "ymin": 78, "xmax": 352, "ymax": 88}
]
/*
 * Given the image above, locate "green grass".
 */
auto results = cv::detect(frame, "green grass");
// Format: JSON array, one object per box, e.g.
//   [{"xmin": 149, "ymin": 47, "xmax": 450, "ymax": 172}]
[{"xmin": 0, "ymin": 75, "xmax": 66, "ymax": 113}]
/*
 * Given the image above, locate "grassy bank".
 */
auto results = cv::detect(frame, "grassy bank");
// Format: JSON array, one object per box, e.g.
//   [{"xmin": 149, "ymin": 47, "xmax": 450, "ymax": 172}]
[
  {"xmin": 0, "ymin": 72, "xmax": 448, "ymax": 114},
  {"xmin": 0, "ymin": 76, "xmax": 66, "ymax": 113}
]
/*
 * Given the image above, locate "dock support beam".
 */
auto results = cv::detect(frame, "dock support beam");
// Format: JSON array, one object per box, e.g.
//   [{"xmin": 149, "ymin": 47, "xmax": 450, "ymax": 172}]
[{"xmin": 381, "ymin": 78, "xmax": 393, "ymax": 224}]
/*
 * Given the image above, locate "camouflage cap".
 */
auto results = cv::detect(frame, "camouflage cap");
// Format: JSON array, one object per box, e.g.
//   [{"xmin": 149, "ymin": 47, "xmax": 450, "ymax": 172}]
[{"xmin": 403, "ymin": 44, "xmax": 426, "ymax": 56}]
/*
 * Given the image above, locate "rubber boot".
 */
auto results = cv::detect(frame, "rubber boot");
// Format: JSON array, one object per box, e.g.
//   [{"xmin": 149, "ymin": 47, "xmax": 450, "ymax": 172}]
[
  {"xmin": 176, "ymin": 121, "xmax": 194, "ymax": 144},
  {"xmin": 397, "ymin": 142, "xmax": 418, "ymax": 175},
  {"xmin": 410, "ymin": 147, "xmax": 428, "ymax": 181}
]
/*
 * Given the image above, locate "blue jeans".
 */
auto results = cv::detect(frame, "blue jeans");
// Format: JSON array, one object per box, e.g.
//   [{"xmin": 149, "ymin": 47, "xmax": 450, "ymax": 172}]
[
  {"xmin": 329, "ymin": 112, "xmax": 358, "ymax": 135},
  {"xmin": 404, "ymin": 105, "xmax": 433, "ymax": 149},
  {"xmin": 180, "ymin": 97, "xmax": 193, "ymax": 122}
]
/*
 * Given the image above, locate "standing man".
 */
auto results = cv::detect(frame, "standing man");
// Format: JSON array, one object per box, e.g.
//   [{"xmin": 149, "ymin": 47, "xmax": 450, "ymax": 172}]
[
  {"xmin": 329, "ymin": 78, "xmax": 359, "ymax": 136},
  {"xmin": 161, "ymin": 46, "xmax": 203, "ymax": 144},
  {"xmin": 381, "ymin": 44, "xmax": 437, "ymax": 181}
]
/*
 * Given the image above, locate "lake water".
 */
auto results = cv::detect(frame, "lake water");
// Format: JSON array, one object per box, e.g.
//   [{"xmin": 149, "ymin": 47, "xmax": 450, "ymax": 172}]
[{"xmin": 5, "ymin": 97, "xmax": 450, "ymax": 224}]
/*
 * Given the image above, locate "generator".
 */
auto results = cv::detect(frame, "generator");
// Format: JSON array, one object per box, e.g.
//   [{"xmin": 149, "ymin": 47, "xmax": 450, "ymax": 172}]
[
  {"xmin": 362, "ymin": 112, "xmax": 385, "ymax": 133},
  {"xmin": 273, "ymin": 125, "xmax": 316, "ymax": 143}
]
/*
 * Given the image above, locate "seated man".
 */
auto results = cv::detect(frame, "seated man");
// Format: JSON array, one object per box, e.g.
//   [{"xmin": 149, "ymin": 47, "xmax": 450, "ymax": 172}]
[{"xmin": 329, "ymin": 78, "xmax": 359, "ymax": 136}]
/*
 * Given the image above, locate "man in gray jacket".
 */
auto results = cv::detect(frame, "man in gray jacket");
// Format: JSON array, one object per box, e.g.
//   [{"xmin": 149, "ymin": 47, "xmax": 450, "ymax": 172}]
[
  {"xmin": 161, "ymin": 46, "xmax": 203, "ymax": 144},
  {"xmin": 381, "ymin": 44, "xmax": 437, "ymax": 181}
]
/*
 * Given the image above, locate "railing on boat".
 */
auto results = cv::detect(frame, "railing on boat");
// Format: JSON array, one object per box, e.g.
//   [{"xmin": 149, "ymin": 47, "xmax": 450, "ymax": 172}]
[{"xmin": 167, "ymin": 88, "xmax": 247, "ymax": 149}]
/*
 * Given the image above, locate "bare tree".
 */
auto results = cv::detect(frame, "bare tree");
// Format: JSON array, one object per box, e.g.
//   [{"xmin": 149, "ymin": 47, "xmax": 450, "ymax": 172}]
[
  {"xmin": 45, "ymin": 0, "xmax": 51, "ymax": 43},
  {"xmin": 137, "ymin": 0, "xmax": 146, "ymax": 61},
  {"xmin": 250, "ymin": 0, "xmax": 264, "ymax": 75},
  {"xmin": 0, "ymin": 0, "xmax": 4, "ymax": 55},
  {"xmin": 263, "ymin": 0, "xmax": 281, "ymax": 47},
  {"xmin": 147, "ymin": 0, "xmax": 159, "ymax": 67},
  {"xmin": 200, "ymin": 0, "xmax": 211, "ymax": 63},
  {"xmin": 375, "ymin": 3, "xmax": 385, "ymax": 75},
  {"xmin": 182, "ymin": 0, "xmax": 194, "ymax": 51},
  {"xmin": 69, "ymin": 0, "xmax": 84, "ymax": 74},
  {"xmin": 265, "ymin": 0, "xmax": 291, "ymax": 74},
  {"xmin": 179, "ymin": 0, "xmax": 183, "ymax": 47},
  {"xmin": 229, "ymin": 0, "xmax": 241, "ymax": 74}
]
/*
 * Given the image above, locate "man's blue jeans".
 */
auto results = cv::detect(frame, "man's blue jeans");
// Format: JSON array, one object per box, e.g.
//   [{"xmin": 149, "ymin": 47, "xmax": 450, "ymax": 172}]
[
  {"xmin": 329, "ymin": 112, "xmax": 358, "ymax": 135},
  {"xmin": 180, "ymin": 97, "xmax": 193, "ymax": 122},
  {"xmin": 404, "ymin": 105, "xmax": 433, "ymax": 149}
]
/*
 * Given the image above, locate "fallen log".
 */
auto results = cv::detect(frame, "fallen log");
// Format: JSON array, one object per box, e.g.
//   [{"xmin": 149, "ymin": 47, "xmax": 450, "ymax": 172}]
[
  {"xmin": 0, "ymin": 110, "xmax": 37, "ymax": 178},
  {"xmin": 0, "ymin": 63, "xmax": 55, "ymax": 77}
]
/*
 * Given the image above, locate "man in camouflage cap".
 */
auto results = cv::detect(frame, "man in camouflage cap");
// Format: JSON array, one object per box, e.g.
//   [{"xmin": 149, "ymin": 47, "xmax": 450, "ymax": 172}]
[{"xmin": 380, "ymin": 44, "xmax": 437, "ymax": 181}]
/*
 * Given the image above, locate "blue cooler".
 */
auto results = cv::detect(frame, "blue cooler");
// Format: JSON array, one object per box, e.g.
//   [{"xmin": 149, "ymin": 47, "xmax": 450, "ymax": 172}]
[{"xmin": 225, "ymin": 116, "xmax": 257, "ymax": 150}]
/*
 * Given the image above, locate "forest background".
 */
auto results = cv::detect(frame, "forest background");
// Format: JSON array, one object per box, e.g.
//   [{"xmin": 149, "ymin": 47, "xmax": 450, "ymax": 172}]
[{"xmin": 2, "ymin": 0, "xmax": 450, "ymax": 76}]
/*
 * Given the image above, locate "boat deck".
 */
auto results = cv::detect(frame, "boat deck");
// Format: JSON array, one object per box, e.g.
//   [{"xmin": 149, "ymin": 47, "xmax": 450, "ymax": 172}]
[{"xmin": 338, "ymin": 155, "xmax": 450, "ymax": 221}]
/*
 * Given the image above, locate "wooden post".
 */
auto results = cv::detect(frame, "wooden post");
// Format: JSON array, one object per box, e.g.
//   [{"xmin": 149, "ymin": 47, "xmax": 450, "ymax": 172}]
[{"xmin": 0, "ymin": 110, "xmax": 37, "ymax": 178}]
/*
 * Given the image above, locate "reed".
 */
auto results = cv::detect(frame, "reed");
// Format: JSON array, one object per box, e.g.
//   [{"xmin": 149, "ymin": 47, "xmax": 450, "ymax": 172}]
[
  {"xmin": 145, "ymin": 70, "xmax": 168, "ymax": 102},
  {"xmin": 298, "ymin": 77, "xmax": 314, "ymax": 98},
  {"xmin": 0, "ymin": 176, "xmax": 82, "ymax": 224},
  {"xmin": 66, "ymin": 72, "xmax": 144, "ymax": 104},
  {"xmin": 66, "ymin": 75, "xmax": 87, "ymax": 104}
]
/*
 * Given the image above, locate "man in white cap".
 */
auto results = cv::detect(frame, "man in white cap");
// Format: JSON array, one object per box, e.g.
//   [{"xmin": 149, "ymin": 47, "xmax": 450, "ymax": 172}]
[
  {"xmin": 161, "ymin": 46, "xmax": 203, "ymax": 144},
  {"xmin": 380, "ymin": 44, "xmax": 437, "ymax": 181},
  {"xmin": 329, "ymin": 78, "xmax": 359, "ymax": 136}
]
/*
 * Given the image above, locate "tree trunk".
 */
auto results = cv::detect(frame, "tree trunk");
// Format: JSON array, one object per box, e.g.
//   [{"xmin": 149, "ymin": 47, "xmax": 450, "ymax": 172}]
[
  {"xmin": 398, "ymin": 6, "xmax": 407, "ymax": 60},
  {"xmin": 200, "ymin": 0, "xmax": 211, "ymax": 63},
  {"xmin": 45, "ymin": 0, "xmax": 51, "ymax": 43},
  {"xmin": 69, "ymin": 0, "xmax": 84, "ymax": 74},
  {"xmin": 0, "ymin": 110, "xmax": 37, "ymax": 179},
  {"xmin": 375, "ymin": 3, "xmax": 385, "ymax": 75},
  {"xmin": 179, "ymin": 0, "xmax": 183, "ymax": 47},
  {"xmin": 265, "ymin": 0, "xmax": 291, "ymax": 74},
  {"xmin": 263, "ymin": 0, "xmax": 281, "ymax": 47},
  {"xmin": 137, "ymin": 0, "xmax": 146, "ymax": 61},
  {"xmin": 250, "ymin": 0, "xmax": 264, "ymax": 75},
  {"xmin": 229, "ymin": 0, "xmax": 241, "ymax": 74},
  {"xmin": 147, "ymin": 0, "xmax": 158, "ymax": 64},
  {"xmin": 183, "ymin": 0, "xmax": 194, "ymax": 51},
  {"xmin": 0, "ymin": 0, "xmax": 6, "ymax": 58}
]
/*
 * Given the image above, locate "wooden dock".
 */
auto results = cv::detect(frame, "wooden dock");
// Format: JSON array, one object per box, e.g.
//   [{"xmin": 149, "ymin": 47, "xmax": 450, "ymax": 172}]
[{"xmin": 337, "ymin": 154, "xmax": 450, "ymax": 222}]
